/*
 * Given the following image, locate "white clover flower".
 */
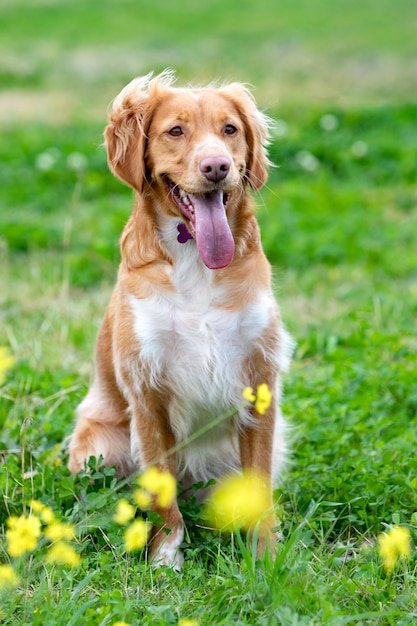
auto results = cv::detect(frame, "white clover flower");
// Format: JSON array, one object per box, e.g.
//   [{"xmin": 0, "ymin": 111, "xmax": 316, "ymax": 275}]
[
  {"xmin": 296, "ymin": 150, "xmax": 319, "ymax": 172},
  {"xmin": 319, "ymin": 113, "xmax": 339, "ymax": 131},
  {"xmin": 67, "ymin": 152, "xmax": 87, "ymax": 171},
  {"xmin": 351, "ymin": 140, "xmax": 368, "ymax": 158},
  {"xmin": 35, "ymin": 150, "xmax": 58, "ymax": 171}
]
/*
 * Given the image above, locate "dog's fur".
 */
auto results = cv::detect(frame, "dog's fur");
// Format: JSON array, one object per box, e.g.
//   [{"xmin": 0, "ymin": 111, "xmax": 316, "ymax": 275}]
[{"xmin": 68, "ymin": 71, "xmax": 293, "ymax": 569}]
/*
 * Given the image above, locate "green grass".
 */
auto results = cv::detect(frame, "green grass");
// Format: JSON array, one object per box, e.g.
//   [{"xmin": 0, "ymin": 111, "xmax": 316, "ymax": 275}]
[{"xmin": 1, "ymin": 0, "xmax": 417, "ymax": 624}]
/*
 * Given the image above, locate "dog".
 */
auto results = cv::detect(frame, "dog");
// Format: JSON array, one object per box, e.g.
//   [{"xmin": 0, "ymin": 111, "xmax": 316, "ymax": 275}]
[{"xmin": 68, "ymin": 71, "xmax": 293, "ymax": 570}]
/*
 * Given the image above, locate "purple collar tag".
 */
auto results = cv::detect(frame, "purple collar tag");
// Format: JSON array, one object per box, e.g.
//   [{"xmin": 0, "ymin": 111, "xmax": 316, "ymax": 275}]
[{"xmin": 177, "ymin": 222, "xmax": 193, "ymax": 244}]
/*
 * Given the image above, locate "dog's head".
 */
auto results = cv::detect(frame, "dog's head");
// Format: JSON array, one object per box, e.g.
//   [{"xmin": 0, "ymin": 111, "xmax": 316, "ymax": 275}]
[{"xmin": 105, "ymin": 71, "xmax": 271, "ymax": 269}]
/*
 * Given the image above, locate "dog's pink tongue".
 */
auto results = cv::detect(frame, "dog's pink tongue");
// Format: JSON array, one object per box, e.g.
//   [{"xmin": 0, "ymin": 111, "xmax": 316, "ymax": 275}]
[{"xmin": 188, "ymin": 190, "xmax": 235, "ymax": 269}]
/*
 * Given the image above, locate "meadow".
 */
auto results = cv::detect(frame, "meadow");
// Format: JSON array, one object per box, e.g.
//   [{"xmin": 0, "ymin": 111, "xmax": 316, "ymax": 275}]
[{"xmin": 1, "ymin": 0, "xmax": 417, "ymax": 624}]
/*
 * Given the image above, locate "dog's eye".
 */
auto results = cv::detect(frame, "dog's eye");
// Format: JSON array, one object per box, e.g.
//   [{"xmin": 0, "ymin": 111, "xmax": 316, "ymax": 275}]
[
  {"xmin": 224, "ymin": 124, "xmax": 237, "ymax": 136},
  {"xmin": 168, "ymin": 126, "xmax": 183, "ymax": 137}
]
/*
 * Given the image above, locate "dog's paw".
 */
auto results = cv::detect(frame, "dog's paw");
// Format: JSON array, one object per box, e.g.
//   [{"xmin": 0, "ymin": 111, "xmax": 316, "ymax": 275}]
[
  {"xmin": 151, "ymin": 525, "xmax": 185, "ymax": 572},
  {"xmin": 152, "ymin": 546, "xmax": 184, "ymax": 572}
]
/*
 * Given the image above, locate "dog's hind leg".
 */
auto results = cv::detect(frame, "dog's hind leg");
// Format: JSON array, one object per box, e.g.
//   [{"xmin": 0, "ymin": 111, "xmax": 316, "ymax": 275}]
[
  {"xmin": 68, "ymin": 313, "xmax": 135, "ymax": 477},
  {"xmin": 68, "ymin": 381, "xmax": 134, "ymax": 476}
]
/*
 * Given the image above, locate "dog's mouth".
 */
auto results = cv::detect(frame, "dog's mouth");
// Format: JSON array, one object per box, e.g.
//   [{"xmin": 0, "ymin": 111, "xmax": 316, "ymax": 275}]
[{"xmin": 165, "ymin": 178, "xmax": 235, "ymax": 270}]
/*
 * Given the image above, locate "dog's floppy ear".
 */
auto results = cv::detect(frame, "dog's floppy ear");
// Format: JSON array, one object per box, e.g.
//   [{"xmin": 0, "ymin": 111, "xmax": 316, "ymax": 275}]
[
  {"xmin": 220, "ymin": 83, "xmax": 272, "ymax": 192},
  {"xmin": 105, "ymin": 71, "xmax": 177, "ymax": 191},
  {"xmin": 104, "ymin": 73, "xmax": 156, "ymax": 192}
]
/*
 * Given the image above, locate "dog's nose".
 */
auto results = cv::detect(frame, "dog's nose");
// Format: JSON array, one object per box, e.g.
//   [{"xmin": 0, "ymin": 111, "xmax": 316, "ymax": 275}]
[{"xmin": 199, "ymin": 156, "xmax": 231, "ymax": 182}]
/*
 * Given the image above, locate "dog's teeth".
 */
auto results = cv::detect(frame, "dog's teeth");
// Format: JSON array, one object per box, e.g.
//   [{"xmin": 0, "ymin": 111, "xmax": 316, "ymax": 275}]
[{"xmin": 176, "ymin": 186, "xmax": 194, "ymax": 213}]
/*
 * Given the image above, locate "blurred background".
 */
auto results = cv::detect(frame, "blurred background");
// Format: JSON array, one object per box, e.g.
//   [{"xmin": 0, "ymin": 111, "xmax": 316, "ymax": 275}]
[
  {"xmin": 1, "ymin": 0, "xmax": 417, "ymax": 539},
  {"xmin": 1, "ymin": 0, "xmax": 416, "ymax": 124}
]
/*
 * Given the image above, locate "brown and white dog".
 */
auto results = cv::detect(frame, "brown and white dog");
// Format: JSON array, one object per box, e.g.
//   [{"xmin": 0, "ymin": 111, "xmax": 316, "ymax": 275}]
[{"xmin": 68, "ymin": 71, "xmax": 293, "ymax": 569}]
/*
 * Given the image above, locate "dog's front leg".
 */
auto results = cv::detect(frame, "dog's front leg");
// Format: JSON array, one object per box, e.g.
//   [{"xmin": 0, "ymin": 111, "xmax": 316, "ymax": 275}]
[
  {"xmin": 239, "ymin": 397, "xmax": 278, "ymax": 558},
  {"xmin": 149, "ymin": 480, "xmax": 185, "ymax": 571},
  {"xmin": 130, "ymin": 396, "xmax": 184, "ymax": 571}
]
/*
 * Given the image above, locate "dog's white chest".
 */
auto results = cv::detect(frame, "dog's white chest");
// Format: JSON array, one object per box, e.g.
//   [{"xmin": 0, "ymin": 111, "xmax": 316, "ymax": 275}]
[
  {"xmin": 129, "ymin": 286, "xmax": 271, "ymax": 397},
  {"xmin": 128, "ymin": 238, "xmax": 275, "ymax": 444}
]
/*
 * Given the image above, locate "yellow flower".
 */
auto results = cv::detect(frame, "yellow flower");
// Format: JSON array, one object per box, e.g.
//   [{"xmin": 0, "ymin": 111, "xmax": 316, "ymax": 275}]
[
  {"xmin": 242, "ymin": 387, "xmax": 256, "ymax": 403},
  {"xmin": 30, "ymin": 500, "xmax": 44, "ymax": 515},
  {"xmin": 46, "ymin": 541, "xmax": 81, "ymax": 568},
  {"xmin": 242, "ymin": 383, "xmax": 272, "ymax": 415},
  {"xmin": 43, "ymin": 443, "xmax": 63, "ymax": 467},
  {"xmin": 30, "ymin": 500, "xmax": 55, "ymax": 524},
  {"xmin": 40, "ymin": 507, "xmax": 55, "ymax": 524},
  {"xmin": 113, "ymin": 622, "xmax": 131, "ymax": 626},
  {"xmin": 179, "ymin": 620, "xmax": 200, "ymax": 626},
  {"xmin": 206, "ymin": 471, "xmax": 272, "ymax": 531},
  {"xmin": 138, "ymin": 467, "xmax": 176, "ymax": 508},
  {"xmin": 44, "ymin": 521, "xmax": 75, "ymax": 542},
  {"xmin": 113, "ymin": 499, "xmax": 136, "ymax": 525},
  {"xmin": 254, "ymin": 383, "xmax": 272, "ymax": 414},
  {"xmin": 133, "ymin": 488, "xmax": 152, "ymax": 509},
  {"xmin": 378, "ymin": 526, "xmax": 411, "ymax": 572},
  {"xmin": 124, "ymin": 520, "xmax": 149, "ymax": 552},
  {"xmin": 6, "ymin": 514, "xmax": 41, "ymax": 557},
  {"xmin": 0, "ymin": 564, "xmax": 19, "ymax": 589},
  {"xmin": 0, "ymin": 347, "xmax": 15, "ymax": 385}
]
